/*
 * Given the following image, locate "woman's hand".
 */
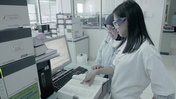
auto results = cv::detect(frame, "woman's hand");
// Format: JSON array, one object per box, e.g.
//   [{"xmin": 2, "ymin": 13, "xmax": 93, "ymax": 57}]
[
  {"xmin": 91, "ymin": 65, "xmax": 103, "ymax": 70},
  {"xmin": 81, "ymin": 70, "xmax": 99, "ymax": 86},
  {"xmin": 109, "ymin": 29, "xmax": 119, "ymax": 40}
]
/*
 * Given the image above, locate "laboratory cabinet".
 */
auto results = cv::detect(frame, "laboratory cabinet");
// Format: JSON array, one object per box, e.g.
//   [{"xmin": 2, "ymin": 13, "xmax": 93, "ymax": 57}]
[{"xmin": 67, "ymin": 35, "xmax": 89, "ymax": 63}]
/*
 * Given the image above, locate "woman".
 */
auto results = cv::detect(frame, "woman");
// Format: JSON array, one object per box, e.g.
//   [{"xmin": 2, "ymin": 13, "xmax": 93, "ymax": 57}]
[
  {"xmin": 81, "ymin": 0, "xmax": 175, "ymax": 99},
  {"xmin": 92, "ymin": 13, "xmax": 121, "ymax": 71},
  {"xmin": 92, "ymin": 13, "xmax": 122, "ymax": 93}
]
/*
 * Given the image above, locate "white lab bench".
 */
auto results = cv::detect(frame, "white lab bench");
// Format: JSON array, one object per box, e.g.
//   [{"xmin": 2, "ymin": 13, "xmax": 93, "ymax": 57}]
[
  {"xmin": 47, "ymin": 63, "xmax": 110, "ymax": 99},
  {"xmin": 67, "ymin": 35, "xmax": 89, "ymax": 63},
  {"xmin": 48, "ymin": 92, "xmax": 110, "ymax": 99}
]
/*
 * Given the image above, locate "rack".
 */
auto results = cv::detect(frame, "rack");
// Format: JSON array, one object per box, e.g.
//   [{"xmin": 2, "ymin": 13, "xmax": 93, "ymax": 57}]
[
  {"xmin": 56, "ymin": 13, "xmax": 72, "ymax": 35},
  {"xmin": 56, "ymin": 13, "xmax": 83, "ymax": 39}
]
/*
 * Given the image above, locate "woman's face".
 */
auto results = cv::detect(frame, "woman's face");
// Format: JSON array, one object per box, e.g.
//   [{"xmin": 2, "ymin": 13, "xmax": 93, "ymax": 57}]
[
  {"xmin": 113, "ymin": 15, "xmax": 128, "ymax": 38},
  {"xmin": 106, "ymin": 24, "xmax": 118, "ymax": 40}
]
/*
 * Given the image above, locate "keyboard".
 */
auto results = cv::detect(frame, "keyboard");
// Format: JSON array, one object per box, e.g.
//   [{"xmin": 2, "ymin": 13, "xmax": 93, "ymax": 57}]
[
  {"xmin": 52, "ymin": 66, "xmax": 88, "ymax": 91},
  {"xmin": 73, "ymin": 66, "xmax": 88, "ymax": 75}
]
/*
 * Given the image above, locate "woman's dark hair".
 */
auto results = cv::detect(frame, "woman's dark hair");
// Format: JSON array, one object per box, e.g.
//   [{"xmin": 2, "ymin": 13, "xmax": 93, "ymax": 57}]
[{"xmin": 113, "ymin": 0, "xmax": 154, "ymax": 53}]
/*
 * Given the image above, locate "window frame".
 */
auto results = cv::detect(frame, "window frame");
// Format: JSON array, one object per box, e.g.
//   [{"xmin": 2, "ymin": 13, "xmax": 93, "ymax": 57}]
[{"xmin": 27, "ymin": 0, "xmax": 115, "ymax": 29}]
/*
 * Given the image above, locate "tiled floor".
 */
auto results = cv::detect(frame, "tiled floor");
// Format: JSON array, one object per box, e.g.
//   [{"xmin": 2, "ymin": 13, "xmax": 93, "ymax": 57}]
[{"xmin": 88, "ymin": 55, "xmax": 176, "ymax": 98}]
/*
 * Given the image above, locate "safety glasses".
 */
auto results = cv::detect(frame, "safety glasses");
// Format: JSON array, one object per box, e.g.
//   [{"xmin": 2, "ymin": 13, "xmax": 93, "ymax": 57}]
[{"xmin": 113, "ymin": 17, "xmax": 126, "ymax": 27}]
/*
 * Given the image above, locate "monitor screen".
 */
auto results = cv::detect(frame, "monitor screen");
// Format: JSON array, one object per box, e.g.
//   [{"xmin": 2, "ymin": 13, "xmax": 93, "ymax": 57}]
[
  {"xmin": 38, "ymin": 24, "xmax": 50, "ymax": 33},
  {"xmin": 45, "ymin": 36, "xmax": 71, "ymax": 74}
]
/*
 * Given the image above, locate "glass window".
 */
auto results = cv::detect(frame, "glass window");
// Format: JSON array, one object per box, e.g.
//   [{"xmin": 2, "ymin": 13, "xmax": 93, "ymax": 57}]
[
  {"xmin": 39, "ymin": 0, "xmax": 56, "ymax": 23},
  {"xmin": 74, "ymin": 0, "xmax": 100, "ymax": 28},
  {"xmin": 27, "ymin": 0, "xmax": 39, "ymax": 24},
  {"xmin": 77, "ymin": 3, "xmax": 83, "ymax": 13},
  {"xmin": 27, "ymin": 0, "xmax": 116, "ymax": 29},
  {"xmin": 102, "ymin": 0, "xmax": 115, "ymax": 27}
]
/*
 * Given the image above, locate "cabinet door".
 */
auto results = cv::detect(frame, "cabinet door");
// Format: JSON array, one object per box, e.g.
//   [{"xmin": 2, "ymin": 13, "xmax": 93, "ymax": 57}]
[
  {"xmin": 67, "ymin": 41, "xmax": 76, "ymax": 63},
  {"xmin": 75, "ymin": 38, "xmax": 88, "ymax": 58},
  {"xmin": 67, "ymin": 37, "xmax": 89, "ymax": 63}
]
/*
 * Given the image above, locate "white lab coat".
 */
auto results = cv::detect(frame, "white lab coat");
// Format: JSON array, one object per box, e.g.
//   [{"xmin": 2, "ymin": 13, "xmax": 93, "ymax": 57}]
[
  {"xmin": 96, "ymin": 34, "xmax": 120, "ymax": 67},
  {"xmin": 111, "ymin": 40, "xmax": 176, "ymax": 99}
]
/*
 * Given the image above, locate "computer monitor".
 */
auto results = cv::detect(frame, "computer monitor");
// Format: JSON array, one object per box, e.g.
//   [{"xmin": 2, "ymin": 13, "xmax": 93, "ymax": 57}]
[
  {"xmin": 38, "ymin": 24, "xmax": 50, "ymax": 33},
  {"xmin": 45, "ymin": 35, "xmax": 71, "ymax": 75}
]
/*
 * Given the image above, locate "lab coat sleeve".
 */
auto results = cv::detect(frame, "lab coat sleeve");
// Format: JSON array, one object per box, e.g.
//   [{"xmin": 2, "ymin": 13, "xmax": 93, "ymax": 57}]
[
  {"xmin": 95, "ymin": 38, "xmax": 106, "ymax": 65},
  {"xmin": 154, "ymin": 93, "xmax": 175, "ymax": 99},
  {"xmin": 110, "ymin": 62, "xmax": 115, "ymax": 69},
  {"xmin": 142, "ymin": 46, "xmax": 176, "ymax": 96}
]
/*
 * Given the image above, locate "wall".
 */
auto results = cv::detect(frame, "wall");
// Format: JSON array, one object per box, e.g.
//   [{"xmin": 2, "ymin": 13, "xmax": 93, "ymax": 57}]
[{"xmin": 83, "ymin": 29, "xmax": 107, "ymax": 60}]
